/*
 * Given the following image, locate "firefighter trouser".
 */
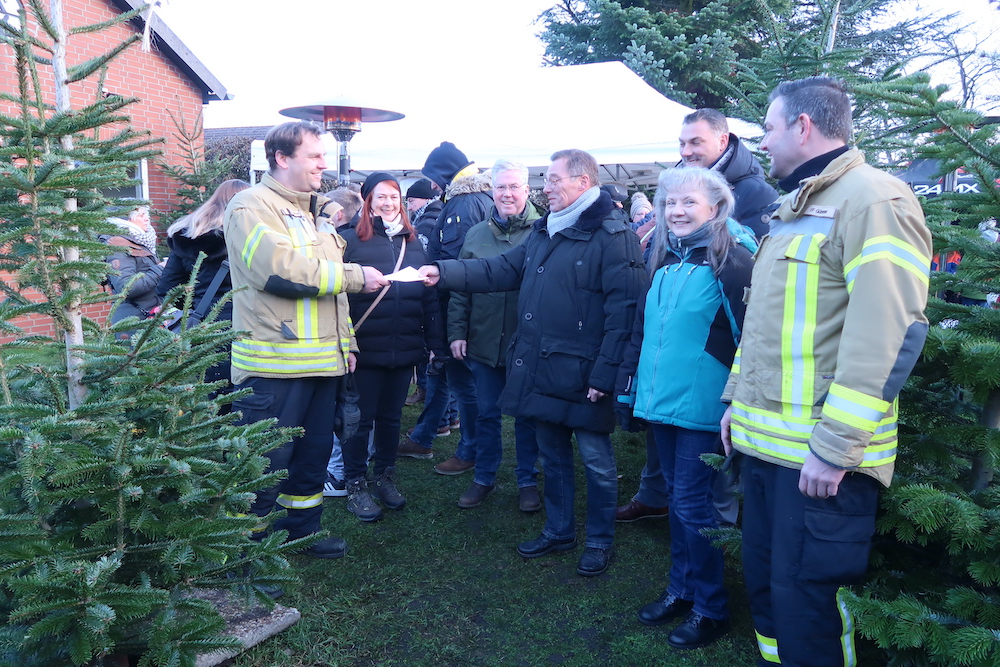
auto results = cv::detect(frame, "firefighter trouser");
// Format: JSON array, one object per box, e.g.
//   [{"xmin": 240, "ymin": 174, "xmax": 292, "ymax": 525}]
[
  {"xmin": 742, "ymin": 456, "xmax": 880, "ymax": 667},
  {"xmin": 234, "ymin": 376, "xmax": 338, "ymax": 540}
]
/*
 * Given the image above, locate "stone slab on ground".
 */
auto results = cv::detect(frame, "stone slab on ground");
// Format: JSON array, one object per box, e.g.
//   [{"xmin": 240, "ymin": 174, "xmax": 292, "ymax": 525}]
[{"xmin": 193, "ymin": 589, "xmax": 300, "ymax": 667}]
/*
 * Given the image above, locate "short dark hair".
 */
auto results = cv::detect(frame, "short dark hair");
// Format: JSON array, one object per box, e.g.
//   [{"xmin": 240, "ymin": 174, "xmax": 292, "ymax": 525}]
[
  {"xmin": 265, "ymin": 121, "xmax": 322, "ymax": 171},
  {"xmin": 550, "ymin": 149, "xmax": 600, "ymax": 186},
  {"xmin": 769, "ymin": 77, "xmax": 852, "ymax": 144},
  {"xmin": 683, "ymin": 108, "xmax": 728, "ymax": 136}
]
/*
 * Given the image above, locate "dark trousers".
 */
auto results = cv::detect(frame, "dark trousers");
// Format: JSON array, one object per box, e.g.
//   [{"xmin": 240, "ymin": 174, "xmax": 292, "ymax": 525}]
[
  {"xmin": 742, "ymin": 456, "xmax": 880, "ymax": 667},
  {"xmin": 342, "ymin": 365, "xmax": 412, "ymax": 481},
  {"xmin": 233, "ymin": 376, "xmax": 338, "ymax": 540}
]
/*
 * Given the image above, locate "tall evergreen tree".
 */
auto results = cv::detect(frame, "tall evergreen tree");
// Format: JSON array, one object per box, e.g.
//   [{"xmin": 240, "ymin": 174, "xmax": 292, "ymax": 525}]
[{"xmin": 0, "ymin": 3, "xmax": 302, "ymax": 666}]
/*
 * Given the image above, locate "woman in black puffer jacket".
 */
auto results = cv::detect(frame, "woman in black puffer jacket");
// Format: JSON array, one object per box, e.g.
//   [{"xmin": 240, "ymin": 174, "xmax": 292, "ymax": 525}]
[
  {"xmin": 339, "ymin": 173, "xmax": 444, "ymax": 523},
  {"xmin": 157, "ymin": 179, "xmax": 250, "ymax": 395}
]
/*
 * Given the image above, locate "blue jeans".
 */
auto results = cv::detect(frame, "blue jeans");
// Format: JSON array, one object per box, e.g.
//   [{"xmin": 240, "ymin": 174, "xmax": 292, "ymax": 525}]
[
  {"xmin": 635, "ymin": 431, "xmax": 672, "ymax": 506},
  {"xmin": 410, "ymin": 358, "xmax": 478, "ymax": 459},
  {"xmin": 636, "ymin": 430, "xmax": 739, "ymax": 525},
  {"xmin": 534, "ymin": 420, "xmax": 617, "ymax": 550},
  {"xmin": 468, "ymin": 359, "xmax": 539, "ymax": 488},
  {"xmin": 652, "ymin": 423, "xmax": 729, "ymax": 620}
]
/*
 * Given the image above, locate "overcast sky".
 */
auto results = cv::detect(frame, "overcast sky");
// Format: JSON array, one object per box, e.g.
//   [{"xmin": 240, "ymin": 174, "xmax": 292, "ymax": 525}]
[{"xmin": 153, "ymin": 0, "xmax": 1000, "ymax": 128}]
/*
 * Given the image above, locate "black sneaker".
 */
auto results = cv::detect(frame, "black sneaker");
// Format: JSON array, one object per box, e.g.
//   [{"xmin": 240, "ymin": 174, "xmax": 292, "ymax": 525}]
[
  {"xmin": 323, "ymin": 473, "xmax": 347, "ymax": 498},
  {"xmin": 346, "ymin": 478, "xmax": 383, "ymax": 522},
  {"xmin": 667, "ymin": 612, "xmax": 730, "ymax": 649},
  {"xmin": 304, "ymin": 536, "xmax": 349, "ymax": 560},
  {"xmin": 372, "ymin": 467, "xmax": 406, "ymax": 509}
]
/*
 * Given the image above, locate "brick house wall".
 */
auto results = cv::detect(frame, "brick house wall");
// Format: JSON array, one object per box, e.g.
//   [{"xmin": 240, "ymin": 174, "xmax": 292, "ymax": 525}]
[{"xmin": 0, "ymin": 0, "xmax": 227, "ymax": 341}]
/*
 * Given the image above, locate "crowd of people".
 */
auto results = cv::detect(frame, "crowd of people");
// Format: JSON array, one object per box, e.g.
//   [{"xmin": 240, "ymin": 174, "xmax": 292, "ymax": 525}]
[{"xmin": 101, "ymin": 76, "xmax": 933, "ymax": 667}]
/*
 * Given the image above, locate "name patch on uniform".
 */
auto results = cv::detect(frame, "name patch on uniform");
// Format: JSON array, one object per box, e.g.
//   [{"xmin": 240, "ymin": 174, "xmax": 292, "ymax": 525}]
[{"xmin": 804, "ymin": 205, "xmax": 837, "ymax": 218}]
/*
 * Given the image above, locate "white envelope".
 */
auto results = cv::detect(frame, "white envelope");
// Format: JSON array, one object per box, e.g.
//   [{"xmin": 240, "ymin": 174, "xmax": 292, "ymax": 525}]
[{"xmin": 384, "ymin": 266, "xmax": 424, "ymax": 282}]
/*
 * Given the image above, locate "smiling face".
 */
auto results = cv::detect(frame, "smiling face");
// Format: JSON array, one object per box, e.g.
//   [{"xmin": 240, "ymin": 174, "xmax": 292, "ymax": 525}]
[
  {"xmin": 662, "ymin": 186, "xmax": 717, "ymax": 238},
  {"xmin": 492, "ymin": 169, "xmax": 529, "ymax": 220},
  {"xmin": 760, "ymin": 96, "xmax": 805, "ymax": 180},
  {"xmin": 678, "ymin": 119, "xmax": 729, "ymax": 168},
  {"xmin": 277, "ymin": 132, "xmax": 327, "ymax": 192},
  {"xmin": 370, "ymin": 181, "xmax": 401, "ymax": 221}
]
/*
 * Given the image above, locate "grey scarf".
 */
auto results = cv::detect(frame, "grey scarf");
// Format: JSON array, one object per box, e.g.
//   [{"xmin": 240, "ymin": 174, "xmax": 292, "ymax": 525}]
[{"xmin": 547, "ymin": 186, "xmax": 600, "ymax": 238}]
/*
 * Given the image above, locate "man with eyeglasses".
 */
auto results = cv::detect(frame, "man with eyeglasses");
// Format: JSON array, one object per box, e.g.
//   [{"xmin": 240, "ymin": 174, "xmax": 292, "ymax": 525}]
[
  {"xmin": 445, "ymin": 159, "xmax": 543, "ymax": 512},
  {"xmin": 420, "ymin": 149, "xmax": 647, "ymax": 577}
]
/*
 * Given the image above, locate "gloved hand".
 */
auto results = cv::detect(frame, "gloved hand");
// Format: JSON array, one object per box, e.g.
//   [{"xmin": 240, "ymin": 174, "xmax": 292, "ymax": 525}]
[{"xmin": 614, "ymin": 401, "xmax": 646, "ymax": 432}]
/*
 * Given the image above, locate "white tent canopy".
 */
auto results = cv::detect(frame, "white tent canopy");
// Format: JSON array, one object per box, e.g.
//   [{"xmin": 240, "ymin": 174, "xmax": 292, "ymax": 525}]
[{"xmin": 249, "ymin": 61, "xmax": 762, "ymax": 188}]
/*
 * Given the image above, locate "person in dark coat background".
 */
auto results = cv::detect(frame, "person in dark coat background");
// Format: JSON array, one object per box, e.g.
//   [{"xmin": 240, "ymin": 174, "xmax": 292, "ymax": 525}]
[
  {"xmin": 103, "ymin": 206, "xmax": 163, "ymax": 338},
  {"xmin": 398, "ymin": 142, "xmax": 489, "ymax": 472},
  {"xmin": 158, "ymin": 179, "xmax": 251, "ymax": 400},
  {"xmin": 420, "ymin": 149, "xmax": 647, "ymax": 578},
  {"xmin": 339, "ymin": 173, "xmax": 445, "ymax": 523},
  {"xmin": 677, "ymin": 108, "xmax": 777, "ymax": 238}
]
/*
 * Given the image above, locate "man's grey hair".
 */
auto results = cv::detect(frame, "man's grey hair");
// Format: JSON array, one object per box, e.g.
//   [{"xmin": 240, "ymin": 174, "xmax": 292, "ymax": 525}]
[
  {"xmin": 324, "ymin": 187, "xmax": 363, "ymax": 221},
  {"xmin": 683, "ymin": 108, "xmax": 729, "ymax": 136},
  {"xmin": 769, "ymin": 76, "xmax": 853, "ymax": 144},
  {"xmin": 490, "ymin": 159, "xmax": 529, "ymax": 187},
  {"xmin": 550, "ymin": 149, "xmax": 600, "ymax": 186}
]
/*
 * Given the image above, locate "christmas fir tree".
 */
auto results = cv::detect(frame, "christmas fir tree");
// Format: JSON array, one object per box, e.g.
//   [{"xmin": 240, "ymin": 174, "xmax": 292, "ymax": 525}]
[{"xmin": 0, "ymin": 3, "xmax": 305, "ymax": 666}]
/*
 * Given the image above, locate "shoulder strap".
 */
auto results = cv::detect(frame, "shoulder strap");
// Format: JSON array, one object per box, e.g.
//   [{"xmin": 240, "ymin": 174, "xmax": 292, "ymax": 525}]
[
  {"xmin": 191, "ymin": 260, "xmax": 230, "ymax": 320},
  {"xmin": 354, "ymin": 237, "xmax": 406, "ymax": 331}
]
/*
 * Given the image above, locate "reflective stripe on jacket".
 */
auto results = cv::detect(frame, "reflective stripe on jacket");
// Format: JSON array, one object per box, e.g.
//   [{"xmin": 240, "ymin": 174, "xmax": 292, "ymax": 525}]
[
  {"xmin": 224, "ymin": 173, "xmax": 365, "ymax": 384},
  {"xmin": 721, "ymin": 149, "xmax": 931, "ymax": 487}
]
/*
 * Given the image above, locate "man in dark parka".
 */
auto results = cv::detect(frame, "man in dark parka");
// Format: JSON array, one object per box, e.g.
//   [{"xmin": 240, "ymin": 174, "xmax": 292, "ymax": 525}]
[{"xmin": 420, "ymin": 149, "xmax": 647, "ymax": 577}]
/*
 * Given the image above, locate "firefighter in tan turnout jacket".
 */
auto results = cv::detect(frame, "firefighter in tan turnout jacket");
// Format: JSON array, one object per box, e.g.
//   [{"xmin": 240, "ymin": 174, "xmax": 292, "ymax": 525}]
[
  {"xmin": 719, "ymin": 78, "xmax": 931, "ymax": 667},
  {"xmin": 225, "ymin": 121, "xmax": 386, "ymax": 561}
]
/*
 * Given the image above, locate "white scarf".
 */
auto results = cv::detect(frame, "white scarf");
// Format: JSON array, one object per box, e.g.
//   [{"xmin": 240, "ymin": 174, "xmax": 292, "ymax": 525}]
[
  {"xmin": 381, "ymin": 214, "xmax": 404, "ymax": 238},
  {"xmin": 547, "ymin": 186, "xmax": 601, "ymax": 238}
]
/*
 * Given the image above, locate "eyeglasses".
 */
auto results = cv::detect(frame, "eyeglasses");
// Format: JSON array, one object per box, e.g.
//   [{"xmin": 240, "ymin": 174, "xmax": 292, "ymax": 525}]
[
  {"xmin": 494, "ymin": 183, "xmax": 527, "ymax": 192},
  {"xmin": 543, "ymin": 174, "xmax": 582, "ymax": 187}
]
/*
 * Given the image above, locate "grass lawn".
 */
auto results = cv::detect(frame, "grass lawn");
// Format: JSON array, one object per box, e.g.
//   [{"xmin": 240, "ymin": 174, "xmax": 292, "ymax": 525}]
[{"xmin": 229, "ymin": 403, "xmax": 762, "ymax": 667}]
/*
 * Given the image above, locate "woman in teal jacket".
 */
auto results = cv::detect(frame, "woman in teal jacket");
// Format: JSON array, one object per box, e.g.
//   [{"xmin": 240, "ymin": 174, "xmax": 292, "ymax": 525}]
[{"xmin": 616, "ymin": 168, "xmax": 753, "ymax": 650}]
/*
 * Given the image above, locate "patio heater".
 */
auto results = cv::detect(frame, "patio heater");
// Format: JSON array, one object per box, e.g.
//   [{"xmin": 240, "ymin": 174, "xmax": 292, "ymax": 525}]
[{"xmin": 279, "ymin": 99, "xmax": 404, "ymax": 186}]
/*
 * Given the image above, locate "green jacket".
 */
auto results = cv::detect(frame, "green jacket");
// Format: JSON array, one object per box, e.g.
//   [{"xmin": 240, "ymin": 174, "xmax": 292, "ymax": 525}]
[
  {"xmin": 447, "ymin": 201, "xmax": 540, "ymax": 367},
  {"xmin": 224, "ymin": 173, "xmax": 365, "ymax": 384},
  {"xmin": 721, "ymin": 149, "xmax": 932, "ymax": 487}
]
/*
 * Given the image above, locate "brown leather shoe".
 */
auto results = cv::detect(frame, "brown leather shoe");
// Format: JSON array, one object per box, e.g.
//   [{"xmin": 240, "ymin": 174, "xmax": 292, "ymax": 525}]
[
  {"xmin": 458, "ymin": 482, "xmax": 495, "ymax": 509},
  {"xmin": 616, "ymin": 499, "xmax": 669, "ymax": 522},
  {"xmin": 518, "ymin": 486, "xmax": 542, "ymax": 513},
  {"xmin": 433, "ymin": 456, "xmax": 474, "ymax": 476},
  {"xmin": 404, "ymin": 386, "xmax": 425, "ymax": 406},
  {"xmin": 397, "ymin": 436, "xmax": 433, "ymax": 460},
  {"xmin": 406, "ymin": 425, "xmax": 451, "ymax": 437}
]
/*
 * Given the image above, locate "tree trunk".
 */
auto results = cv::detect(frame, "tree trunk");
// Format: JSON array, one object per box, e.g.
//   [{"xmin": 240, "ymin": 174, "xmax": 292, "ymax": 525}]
[
  {"xmin": 972, "ymin": 387, "xmax": 1000, "ymax": 491},
  {"xmin": 49, "ymin": 0, "xmax": 87, "ymax": 409}
]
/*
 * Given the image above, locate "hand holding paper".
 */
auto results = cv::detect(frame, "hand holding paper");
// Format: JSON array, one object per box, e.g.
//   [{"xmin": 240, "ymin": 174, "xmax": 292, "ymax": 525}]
[{"xmin": 384, "ymin": 266, "xmax": 424, "ymax": 282}]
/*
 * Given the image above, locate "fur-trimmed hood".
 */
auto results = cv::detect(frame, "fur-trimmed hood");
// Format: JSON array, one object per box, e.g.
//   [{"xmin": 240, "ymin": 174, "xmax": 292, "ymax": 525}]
[{"xmin": 445, "ymin": 170, "xmax": 493, "ymax": 199}]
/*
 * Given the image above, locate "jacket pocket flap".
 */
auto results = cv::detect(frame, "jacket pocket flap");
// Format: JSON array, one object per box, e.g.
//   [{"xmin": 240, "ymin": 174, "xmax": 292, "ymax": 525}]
[{"xmin": 538, "ymin": 337, "xmax": 598, "ymax": 360}]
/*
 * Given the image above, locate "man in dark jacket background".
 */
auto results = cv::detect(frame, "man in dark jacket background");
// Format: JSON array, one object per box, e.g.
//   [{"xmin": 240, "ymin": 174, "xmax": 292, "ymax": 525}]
[
  {"xmin": 447, "ymin": 159, "xmax": 542, "ymax": 513},
  {"xmin": 420, "ymin": 149, "xmax": 647, "ymax": 577},
  {"xmin": 678, "ymin": 108, "xmax": 776, "ymax": 238},
  {"xmin": 398, "ymin": 143, "xmax": 490, "ymax": 471},
  {"xmin": 617, "ymin": 108, "xmax": 779, "ymax": 524}
]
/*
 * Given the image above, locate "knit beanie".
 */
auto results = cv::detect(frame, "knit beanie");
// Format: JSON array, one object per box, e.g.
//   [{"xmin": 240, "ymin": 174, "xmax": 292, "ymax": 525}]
[
  {"xmin": 422, "ymin": 142, "xmax": 473, "ymax": 191},
  {"xmin": 406, "ymin": 178, "xmax": 435, "ymax": 200},
  {"xmin": 362, "ymin": 172, "xmax": 398, "ymax": 199},
  {"xmin": 630, "ymin": 192, "xmax": 653, "ymax": 220}
]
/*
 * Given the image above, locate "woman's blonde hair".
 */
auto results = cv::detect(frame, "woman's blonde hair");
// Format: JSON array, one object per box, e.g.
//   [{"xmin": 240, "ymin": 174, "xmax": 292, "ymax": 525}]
[{"xmin": 166, "ymin": 179, "xmax": 250, "ymax": 239}]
